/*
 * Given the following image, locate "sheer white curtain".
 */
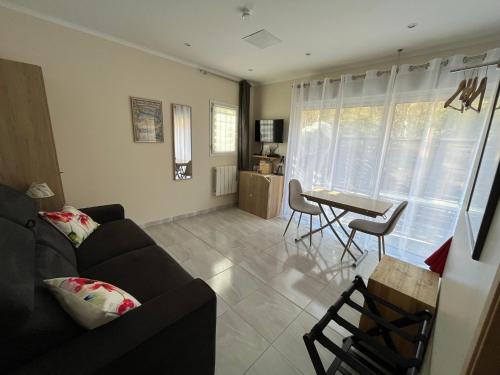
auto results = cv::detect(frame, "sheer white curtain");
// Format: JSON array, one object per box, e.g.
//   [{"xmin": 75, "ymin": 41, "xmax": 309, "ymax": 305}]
[{"xmin": 284, "ymin": 49, "xmax": 500, "ymax": 261}]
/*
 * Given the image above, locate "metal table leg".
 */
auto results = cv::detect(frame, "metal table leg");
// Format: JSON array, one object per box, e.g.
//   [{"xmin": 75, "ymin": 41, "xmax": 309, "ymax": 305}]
[
  {"xmin": 322, "ymin": 206, "xmax": 370, "ymax": 266},
  {"xmin": 329, "ymin": 206, "xmax": 363, "ymax": 255},
  {"xmin": 317, "ymin": 204, "xmax": 347, "ymax": 248},
  {"xmin": 351, "ymin": 250, "xmax": 369, "ymax": 268},
  {"xmin": 293, "ymin": 203, "xmax": 369, "ymax": 267},
  {"xmin": 295, "ymin": 208, "xmax": 347, "ymax": 241}
]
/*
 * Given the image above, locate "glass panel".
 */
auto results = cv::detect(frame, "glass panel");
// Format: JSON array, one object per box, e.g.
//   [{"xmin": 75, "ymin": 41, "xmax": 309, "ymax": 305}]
[
  {"xmin": 212, "ymin": 104, "xmax": 237, "ymax": 154},
  {"xmin": 379, "ymin": 100, "xmax": 489, "ymax": 258},
  {"xmin": 333, "ymin": 105, "xmax": 384, "ymax": 195},
  {"xmin": 172, "ymin": 104, "xmax": 192, "ymax": 180}
]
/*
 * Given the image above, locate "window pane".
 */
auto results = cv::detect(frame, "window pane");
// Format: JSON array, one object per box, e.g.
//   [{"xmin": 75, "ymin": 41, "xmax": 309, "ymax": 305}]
[
  {"xmin": 299, "ymin": 108, "xmax": 337, "ymax": 187},
  {"xmin": 333, "ymin": 106, "xmax": 384, "ymax": 195},
  {"xmin": 379, "ymin": 100, "xmax": 488, "ymax": 257},
  {"xmin": 212, "ymin": 104, "xmax": 237, "ymax": 154}
]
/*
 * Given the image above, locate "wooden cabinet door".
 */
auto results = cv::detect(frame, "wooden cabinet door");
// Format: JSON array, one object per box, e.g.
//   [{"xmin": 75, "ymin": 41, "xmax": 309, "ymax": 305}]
[
  {"xmin": 267, "ymin": 175, "xmax": 284, "ymax": 218},
  {"xmin": 251, "ymin": 174, "xmax": 271, "ymax": 218},
  {"xmin": 238, "ymin": 172, "xmax": 254, "ymax": 214},
  {"xmin": 238, "ymin": 172, "xmax": 284, "ymax": 219},
  {"xmin": 0, "ymin": 58, "xmax": 64, "ymax": 210}
]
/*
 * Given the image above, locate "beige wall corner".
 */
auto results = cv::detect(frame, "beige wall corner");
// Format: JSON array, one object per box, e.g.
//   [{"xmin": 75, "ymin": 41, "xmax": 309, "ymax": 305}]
[{"xmin": 0, "ymin": 6, "xmax": 239, "ymax": 224}]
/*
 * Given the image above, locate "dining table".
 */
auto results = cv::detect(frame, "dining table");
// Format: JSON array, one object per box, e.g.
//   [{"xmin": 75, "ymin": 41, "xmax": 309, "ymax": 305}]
[{"xmin": 298, "ymin": 189, "xmax": 393, "ymax": 267}]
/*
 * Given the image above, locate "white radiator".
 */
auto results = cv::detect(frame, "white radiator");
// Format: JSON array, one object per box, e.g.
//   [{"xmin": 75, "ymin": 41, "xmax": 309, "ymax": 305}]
[{"xmin": 214, "ymin": 166, "xmax": 237, "ymax": 196}]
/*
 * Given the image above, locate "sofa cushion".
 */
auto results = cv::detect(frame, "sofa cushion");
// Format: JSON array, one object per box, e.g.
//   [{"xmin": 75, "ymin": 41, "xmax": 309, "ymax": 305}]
[
  {"xmin": 0, "ymin": 184, "xmax": 37, "ymax": 227},
  {"xmin": 36, "ymin": 243, "xmax": 78, "ymax": 280},
  {"xmin": 76, "ymin": 219, "xmax": 155, "ymax": 271},
  {"xmin": 0, "ymin": 218, "xmax": 35, "ymax": 333},
  {"xmin": 81, "ymin": 246, "xmax": 193, "ymax": 302},
  {"xmin": 35, "ymin": 217, "xmax": 78, "ymax": 268},
  {"xmin": 0, "ymin": 285, "xmax": 83, "ymax": 373}
]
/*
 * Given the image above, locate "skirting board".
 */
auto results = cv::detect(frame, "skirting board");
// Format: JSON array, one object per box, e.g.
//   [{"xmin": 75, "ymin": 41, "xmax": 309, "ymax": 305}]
[{"xmin": 140, "ymin": 202, "xmax": 237, "ymax": 228}]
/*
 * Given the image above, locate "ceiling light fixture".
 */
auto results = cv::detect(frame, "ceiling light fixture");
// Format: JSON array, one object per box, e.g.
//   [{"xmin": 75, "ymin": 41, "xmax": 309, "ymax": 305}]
[
  {"xmin": 305, "ymin": 52, "xmax": 311, "ymax": 56},
  {"xmin": 407, "ymin": 23, "xmax": 418, "ymax": 29},
  {"xmin": 184, "ymin": 42, "xmax": 191, "ymax": 47},
  {"xmin": 241, "ymin": 7, "xmax": 253, "ymax": 20},
  {"xmin": 248, "ymin": 68, "xmax": 253, "ymax": 72}
]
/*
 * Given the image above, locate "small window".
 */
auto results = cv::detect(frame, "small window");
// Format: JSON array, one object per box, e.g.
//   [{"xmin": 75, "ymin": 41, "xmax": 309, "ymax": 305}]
[{"xmin": 210, "ymin": 102, "xmax": 238, "ymax": 155}]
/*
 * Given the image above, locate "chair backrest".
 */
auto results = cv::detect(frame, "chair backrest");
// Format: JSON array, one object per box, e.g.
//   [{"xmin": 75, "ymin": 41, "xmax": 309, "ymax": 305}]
[
  {"xmin": 382, "ymin": 201, "xmax": 408, "ymax": 235},
  {"xmin": 288, "ymin": 179, "xmax": 306, "ymax": 210}
]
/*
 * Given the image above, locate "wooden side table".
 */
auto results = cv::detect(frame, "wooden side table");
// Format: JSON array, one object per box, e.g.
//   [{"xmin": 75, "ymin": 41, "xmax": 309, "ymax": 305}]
[{"xmin": 359, "ymin": 255, "xmax": 440, "ymax": 357}]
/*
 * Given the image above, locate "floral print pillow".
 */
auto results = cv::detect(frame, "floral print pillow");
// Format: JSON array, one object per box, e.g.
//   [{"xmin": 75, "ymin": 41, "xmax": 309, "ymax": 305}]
[
  {"xmin": 44, "ymin": 277, "xmax": 141, "ymax": 329},
  {"xmin": 39, "ymin": 206, "xmax": 99, "ymax": 247}
]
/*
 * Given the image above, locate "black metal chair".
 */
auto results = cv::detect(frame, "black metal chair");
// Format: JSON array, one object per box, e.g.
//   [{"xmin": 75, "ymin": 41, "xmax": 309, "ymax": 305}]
[
  {"xmin": 283, "ymin": 179, "xmax": 322, "ymax": 246},
  {"xmin": 303, "ymin": 276, "xmax": 433, "ymax": 375},
  {"xmin": 342, "ymin": 201, "xmax": 408, "ymax": 262}
]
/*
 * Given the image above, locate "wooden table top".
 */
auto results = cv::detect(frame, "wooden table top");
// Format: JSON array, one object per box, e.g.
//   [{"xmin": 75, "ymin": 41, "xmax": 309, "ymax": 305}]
[
  {"xmin": 302, "ymin": 189, "xmax": 393, "ymax": 217},
  {"xmin": 369, "ymin": 255, "xmax": 440, "ymax": 310}
]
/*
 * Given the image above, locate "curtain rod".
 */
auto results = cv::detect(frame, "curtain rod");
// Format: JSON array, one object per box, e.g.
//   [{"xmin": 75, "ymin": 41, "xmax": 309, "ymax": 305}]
[
  {"xmin": 294, "ymin": 70, "xmax": 391, "ymax": 87},
  {"xmin": 292, "ymin": 53, "xmax": 496, "ymax": 88},
  {"xmin": 450, "ymin": 60, "xmax": 500, "ymax": 73},
  {"xmin": 199, "ymin": 69, "xmax": 240, "ymax": 83}
]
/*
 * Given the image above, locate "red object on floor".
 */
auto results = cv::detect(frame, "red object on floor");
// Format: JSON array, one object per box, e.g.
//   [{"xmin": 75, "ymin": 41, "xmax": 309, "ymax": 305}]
[{"xmin": 425, "ymin": 237, "xmax": 452, "ymax": 276}]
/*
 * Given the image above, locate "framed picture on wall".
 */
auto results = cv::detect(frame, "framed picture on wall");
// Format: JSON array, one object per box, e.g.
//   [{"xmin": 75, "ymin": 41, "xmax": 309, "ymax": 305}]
[{"xmin": 130, "ymin": 97, "xmax": 164, "ymax": 143}]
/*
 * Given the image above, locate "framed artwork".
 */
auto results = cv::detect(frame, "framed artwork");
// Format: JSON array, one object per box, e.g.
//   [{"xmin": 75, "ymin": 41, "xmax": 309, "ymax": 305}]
[{"xmin": 130, "ymin": 97, "xmax": 164, "ymax": 143}]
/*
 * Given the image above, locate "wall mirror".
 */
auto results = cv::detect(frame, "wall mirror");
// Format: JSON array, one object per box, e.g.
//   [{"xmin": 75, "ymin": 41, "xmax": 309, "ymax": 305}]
[
  {"xmin": 466, "ymin": 82, "xmax": 500, "ymax": 260},
  {"xmin": 172, "ymin": 104, "xmax": 193, "ymax": 180}
]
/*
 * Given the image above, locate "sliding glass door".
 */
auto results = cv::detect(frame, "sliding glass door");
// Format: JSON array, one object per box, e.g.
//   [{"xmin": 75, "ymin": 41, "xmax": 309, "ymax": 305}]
[{"xmin": 284, "ymin": 49, "xmax": 500, "ymax": 263}]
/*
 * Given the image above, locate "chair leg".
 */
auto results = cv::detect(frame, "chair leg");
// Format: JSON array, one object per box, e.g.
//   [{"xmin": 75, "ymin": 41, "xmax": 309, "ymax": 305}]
[
  {"xmin": 319, "ymin": 215, "xmax": 323, "ymax": 237},
  {"xmin": 296, "ymin": 212, "xmax": 303, "ymax": 239},
  {"xmin": 309, "ymin": 214, "xmax": 313, "ymax": 247},
  {"xmin": 283, "ymin": 210, "xmax": 295, "ymax": 237},
  {"xmin": 377, "ymin": 236, "xmax": 382, "ymax": 261},
  {"xmin": 381, "ymin": 236, "xmax": 386, "ymax": 256},
  {"xmin": 341, "ymin": 229, "xmax": 356, "ymax": 262}
]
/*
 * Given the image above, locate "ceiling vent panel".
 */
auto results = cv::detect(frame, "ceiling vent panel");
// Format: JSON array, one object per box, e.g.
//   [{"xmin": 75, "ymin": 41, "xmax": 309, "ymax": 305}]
[{"xmin": 242, "ymin": 29, "xmax": 281, "ymax": 49}]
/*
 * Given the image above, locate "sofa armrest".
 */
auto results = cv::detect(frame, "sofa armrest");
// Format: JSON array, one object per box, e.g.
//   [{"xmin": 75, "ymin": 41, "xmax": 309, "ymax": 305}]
[
  {"xmin": 12, "ymin": 279, "xmax": 216, "ymax": 375},
  {"xmin": 79, "ymin": 204, "xmax": 124, "ymax": 223}
]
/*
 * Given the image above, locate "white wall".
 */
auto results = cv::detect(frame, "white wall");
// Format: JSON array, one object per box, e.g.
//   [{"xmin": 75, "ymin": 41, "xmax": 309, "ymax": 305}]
[
  {"xmin": 429, "ymin": 208, "xmax": 500, "ymax": 374},
  {"xmin": 0, "ymin": 6, "xmax": 239, "ymax": 225}
]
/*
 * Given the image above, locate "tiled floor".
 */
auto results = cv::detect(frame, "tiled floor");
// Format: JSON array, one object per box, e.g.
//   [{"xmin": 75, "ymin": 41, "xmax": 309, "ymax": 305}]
[{"xmin": 145, "ymin": 208, "xmax": 382, "ymax": 375}]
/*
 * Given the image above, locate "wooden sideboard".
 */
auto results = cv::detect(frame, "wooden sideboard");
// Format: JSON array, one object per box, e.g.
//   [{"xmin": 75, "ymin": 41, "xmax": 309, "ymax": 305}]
[{"xmin": 238, "ymin": 171, "xmax": 284, "ymax": 219}]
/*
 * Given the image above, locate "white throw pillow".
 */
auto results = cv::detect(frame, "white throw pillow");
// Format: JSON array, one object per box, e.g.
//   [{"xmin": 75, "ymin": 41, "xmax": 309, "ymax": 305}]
[
  {"xmin": 39, "ymin": 206, "xmax": 99, "ymax": 247},
  {"xmin": 44, "ymin": 277, "xmax": 141, "ymax": 330}
]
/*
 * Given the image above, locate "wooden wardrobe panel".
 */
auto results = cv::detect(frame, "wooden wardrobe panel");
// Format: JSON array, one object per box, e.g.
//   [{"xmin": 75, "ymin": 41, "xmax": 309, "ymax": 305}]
[{"xmin": 0, "ymin": 58, "xmax": 64, "ymax": 210}]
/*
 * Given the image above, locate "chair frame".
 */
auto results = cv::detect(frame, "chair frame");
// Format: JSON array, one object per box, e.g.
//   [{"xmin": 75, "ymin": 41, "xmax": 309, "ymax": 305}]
[
  {"xmin": 343, "ymin": 229, "xmax": 386, "ymax": 262},
  {"xmin": 283, "ymin": 210, "xmax": 322, "ymax": 247},
  {"xmin": 342, "ymin": 201, "xmax": 407, "ymax": 262}
]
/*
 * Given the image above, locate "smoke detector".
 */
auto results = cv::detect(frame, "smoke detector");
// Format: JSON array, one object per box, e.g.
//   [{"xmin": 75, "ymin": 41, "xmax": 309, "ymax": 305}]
[{"xmin": 241, "ymin": 7, "xmax": 253, "ymax": 20}]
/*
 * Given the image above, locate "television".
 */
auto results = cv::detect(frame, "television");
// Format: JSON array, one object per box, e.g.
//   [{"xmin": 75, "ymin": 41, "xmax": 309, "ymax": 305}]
[{"xmin": 255, "ymin": 119, "xmax": 284, "ymax": 143}]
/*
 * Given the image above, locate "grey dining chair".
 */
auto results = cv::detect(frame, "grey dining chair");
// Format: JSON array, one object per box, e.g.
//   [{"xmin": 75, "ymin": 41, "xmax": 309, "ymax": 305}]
[
  {"xmin": 283, "ymin": 179, "xmax": 322, "ymax": 246},
  {"xmin": 342, "ymin": 201, "xmax": 408, "ymax": 261}
]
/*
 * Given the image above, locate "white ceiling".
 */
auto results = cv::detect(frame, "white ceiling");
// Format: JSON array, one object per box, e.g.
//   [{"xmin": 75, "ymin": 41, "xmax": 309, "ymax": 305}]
[{"xmin": 3, "ymin": 0, "xmax": 500, "ymax": 83}]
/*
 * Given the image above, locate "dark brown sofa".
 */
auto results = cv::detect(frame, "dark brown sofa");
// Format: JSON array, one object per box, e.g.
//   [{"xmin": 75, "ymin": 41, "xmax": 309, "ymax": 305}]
[{"xmin": 0, "ymin": 184, "xmax": 216, "ymax": 375}]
